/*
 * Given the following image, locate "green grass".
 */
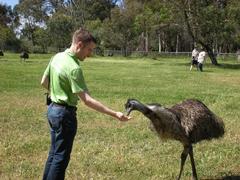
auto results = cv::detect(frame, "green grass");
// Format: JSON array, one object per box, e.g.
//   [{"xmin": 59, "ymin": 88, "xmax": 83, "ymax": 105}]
[{"xmin": 0, "ymin": 53, "xmax": 239, "ymax": 179}]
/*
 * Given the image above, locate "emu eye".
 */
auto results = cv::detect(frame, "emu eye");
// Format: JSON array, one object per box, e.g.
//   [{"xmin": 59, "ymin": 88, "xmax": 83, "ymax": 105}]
[{"xmin": 125, "ymin": 103, "xmax": 129, "ymax": 109}]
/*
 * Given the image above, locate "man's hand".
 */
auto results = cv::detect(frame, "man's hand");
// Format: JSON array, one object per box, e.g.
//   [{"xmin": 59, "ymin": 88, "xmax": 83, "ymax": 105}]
[{"xmin": 115, "ymin": 112, "xmax": 131, "ymax": 121}]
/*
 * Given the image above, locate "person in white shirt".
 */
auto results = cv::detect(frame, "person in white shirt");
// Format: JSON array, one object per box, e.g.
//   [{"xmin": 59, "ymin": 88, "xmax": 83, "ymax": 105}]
[
  {"xmin": 197, "ymin": 49, "xmax": 207, "ymax": 72},
  {"xmin": 190, "ymin": 48, "xmax": 199, "ymax": 71}
]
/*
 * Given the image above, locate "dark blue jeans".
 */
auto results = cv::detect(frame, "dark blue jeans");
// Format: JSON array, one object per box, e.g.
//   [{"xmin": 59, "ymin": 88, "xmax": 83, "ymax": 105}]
[
  {"xmin": 43, "ymin": 103, "xmax": 77, "ymax": 180},
  {"xmin": 198, "ymin": 63, "xmax": 203, "ymax": 72}
]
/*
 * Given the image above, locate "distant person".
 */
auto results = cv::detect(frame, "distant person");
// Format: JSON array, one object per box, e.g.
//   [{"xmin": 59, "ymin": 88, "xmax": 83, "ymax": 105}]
[
  {"xmin": 190, "ymin": 47, "xmax": 199, "ymax": 71},
  {"xmin": 41, "ymin": 28, "xmax": 131, "ymax": 180},
  {"xmin": 197, "ymin": 49, "xmax": 207, "ymax": 72}
]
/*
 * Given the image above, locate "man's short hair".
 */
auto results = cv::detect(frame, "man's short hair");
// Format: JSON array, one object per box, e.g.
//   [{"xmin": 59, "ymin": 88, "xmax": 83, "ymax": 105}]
[{"xmin": 72, "ymin": 28, "xmax": 97, "ymax": 45}]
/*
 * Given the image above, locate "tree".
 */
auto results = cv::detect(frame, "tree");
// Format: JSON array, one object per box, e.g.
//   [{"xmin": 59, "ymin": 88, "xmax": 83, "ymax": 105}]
[
  {"xmin": 85, "ymin": 0, "xmax": 117, "ymax": 22},
  {"xmin": 0, "ymin": 3, "xmax": 13, "ymax": 26},
  {"xmin": 0, "ymin": 3, "xmax": 19, "ymax": 50},
  {"xmin": 101, "ymin": 4, "xmax": 138, "ymax": 56},
  {"xmin": 34, "ymin": 27, "xmax": 51, "ymax": 53},
  {"xmin": 133, "ymin": 0, "xmax": 172, "ymax": 52},
  {"xmin": 44, "ymin": 0, "xmax": 65, "ymax": 13},
  {"xmin": 15, "ymin": 0, "xmax": 48, "ymax": 45},
  {"xmin": 64, "ymin": 0, "xmax": 118, "ymax": 30},
  {"xmin": 166, "ymin": 0, "xmax": 240, "ymax": 65},
  {"xmin": 47, "ymin": 13, "xmax": 74, "ymax": 50},
  {"xmin": 222, "ymin": 0, "xmax": 240, "ymax": 52},
  {"xmin": 0, "ymin": 25, "xmax": 10, "ymax": 49}
]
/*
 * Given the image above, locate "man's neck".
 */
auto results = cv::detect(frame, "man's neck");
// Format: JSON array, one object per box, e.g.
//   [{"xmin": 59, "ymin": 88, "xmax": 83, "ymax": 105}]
[
  {"xmin": 69, "ymin": 45, "xmax": 84, "ymax": 61},
  {"xmin": 69, "ymin": 45, "xmax": 77, "ymax": 54}
]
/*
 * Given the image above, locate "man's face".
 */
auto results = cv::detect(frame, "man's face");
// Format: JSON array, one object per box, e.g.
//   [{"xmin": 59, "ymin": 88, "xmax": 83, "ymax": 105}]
[{"xmin": 76, "ymin": 41, "xmax": 96, "ymax": 61}]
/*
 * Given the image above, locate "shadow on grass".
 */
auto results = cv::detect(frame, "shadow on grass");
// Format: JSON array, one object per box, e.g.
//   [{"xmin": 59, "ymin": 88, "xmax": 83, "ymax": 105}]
[
  {"xmin": 218, "ymin": 63, "xmax": 240, "ymax": 70},
  {"xmin": 202, "ymin": 175, "xmax": 240, "ymax": 180},
  {"xmin": 24, "ymin": 60, "xmax": 36, "ymax": 63},
  {"xmin": 222, "ymin": 175, "xmax": 240, "ymax": 180},
  {"xmin": 183, "ymin": 62, "xmax": 240, "ymax": 70},
  {"xmin": 155, "ymin": 60, "xmax": 240, "ymax": 70}
]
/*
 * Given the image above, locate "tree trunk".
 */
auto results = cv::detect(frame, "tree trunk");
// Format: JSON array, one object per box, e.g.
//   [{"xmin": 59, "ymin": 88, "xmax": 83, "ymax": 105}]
[
  {"xmin": 158, "ymin": 33, "xmax": 161, "ymax": 53},
  {"xmin": 204, "ymin": 45, "xmax": 219, "ymax": 65},
  {"xmin": 176, "ymin": 34, "xmax": 179, "ymax": 53},
  {"xmin": 145, "ymin": 31, "xmax": 149, "ymax": 53}
]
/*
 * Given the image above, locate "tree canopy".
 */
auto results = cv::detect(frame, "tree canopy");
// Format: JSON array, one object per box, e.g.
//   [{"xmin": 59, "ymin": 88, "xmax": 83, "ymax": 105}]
[{"xmin": 1, "ymin": 0, "xmax": 240, "ymax": 63}]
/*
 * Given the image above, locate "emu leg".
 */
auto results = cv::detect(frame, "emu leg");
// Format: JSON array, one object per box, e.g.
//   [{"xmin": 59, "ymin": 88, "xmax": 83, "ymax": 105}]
[
  {"xmin": 189, "ymin": 145, "xmax": 198, "ymax": 180},
  {"xmin": 177, "ymin": 146, "xmax": 189, "ymax": 180}
]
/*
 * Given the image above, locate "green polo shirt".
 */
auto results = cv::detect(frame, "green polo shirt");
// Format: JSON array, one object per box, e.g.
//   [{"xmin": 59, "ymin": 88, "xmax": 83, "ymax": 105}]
[{"xmin": 43, "ymin": 49, "xmax": 88, "ymax": 106}]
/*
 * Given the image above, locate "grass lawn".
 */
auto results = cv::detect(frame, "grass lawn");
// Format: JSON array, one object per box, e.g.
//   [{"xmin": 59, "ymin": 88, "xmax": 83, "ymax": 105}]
[{"xmin": 0, "ymin": 53, "xmax": 239, "ymax": 179}]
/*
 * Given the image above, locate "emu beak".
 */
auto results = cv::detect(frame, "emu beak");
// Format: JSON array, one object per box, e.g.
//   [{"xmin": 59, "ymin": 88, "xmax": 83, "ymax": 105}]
[{"xmin": 125, "ymin": 105, "xmax": 133, "ymax": 116}]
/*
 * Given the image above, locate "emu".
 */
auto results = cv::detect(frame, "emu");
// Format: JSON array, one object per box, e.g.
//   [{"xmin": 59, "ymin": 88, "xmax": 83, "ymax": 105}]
[
  {"xmin": 125, "ymin": 99, "xmax": 225, "ymax": 180},
  {"xmin": 20, "ymin": 51, "xmax": 29, "ymax": 61},
  {"xmin": 0, "ymin": 50, "xmax": 4, "ymax": 56}
]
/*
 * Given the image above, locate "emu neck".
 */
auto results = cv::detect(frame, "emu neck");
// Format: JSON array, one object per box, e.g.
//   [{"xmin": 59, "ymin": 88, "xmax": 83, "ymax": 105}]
[
  {"xmin": 135, "ymin": 103, "xmax": 151, "ymax": 114},
  {"xmin": 140, "ymin": 105, "xmax": 187, "ymax": 142},
  {"xmin": 136, "ymin": 104, "xmax": 162, "ymax": 125}
]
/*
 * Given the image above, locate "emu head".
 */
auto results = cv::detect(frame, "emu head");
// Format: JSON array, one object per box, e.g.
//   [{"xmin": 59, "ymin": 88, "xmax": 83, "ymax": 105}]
[{"xmin": 125, "ymin": 99, "xmax": 142, "ymax": 116}]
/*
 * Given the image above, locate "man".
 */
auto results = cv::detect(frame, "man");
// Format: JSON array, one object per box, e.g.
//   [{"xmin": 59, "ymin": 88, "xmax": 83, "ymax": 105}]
[
  {"xmin": 190, "ymin": 47, "xmax": 199, "ymax": 71},
  {"xmin": 197, "ymin": 49, "xmax": 207, "ymax": 72},
  {"xmin": 41, "ymin": 28, "xmax": 130, "ymax": 180}
]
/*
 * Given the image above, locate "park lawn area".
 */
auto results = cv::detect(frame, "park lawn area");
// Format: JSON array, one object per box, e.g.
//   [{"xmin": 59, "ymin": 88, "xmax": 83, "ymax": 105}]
[{"xmin": 0, "ymin": 53, "xmax": 239, "ymax": 179}]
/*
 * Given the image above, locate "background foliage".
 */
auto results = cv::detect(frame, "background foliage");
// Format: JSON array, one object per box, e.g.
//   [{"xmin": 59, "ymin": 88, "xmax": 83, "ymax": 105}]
[{"xmin": 0, "ymin": 0, "xmax": 240, "ymax": 60}]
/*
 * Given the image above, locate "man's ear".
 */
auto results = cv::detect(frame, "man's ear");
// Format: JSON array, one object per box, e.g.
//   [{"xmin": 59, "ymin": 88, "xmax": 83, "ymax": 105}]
[{"xmin": 77, "ymin": 41, "xmax": 84, "ymax": 49}]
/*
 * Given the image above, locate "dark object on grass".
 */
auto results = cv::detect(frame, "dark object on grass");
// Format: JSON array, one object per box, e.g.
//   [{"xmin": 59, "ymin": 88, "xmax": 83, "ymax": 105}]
[
  {"xmin": 125, "ymin": 99, "xmax": 225, "ymax": 180},
  {"xmin": 20, "ymin": 51, "xmax": 29, "ymax": 61},
  {"xmin": 0, "ymin": 50, "xmax": 4, "ymax": 56},
  {"xmin": 45, "ymin": 93, "xmax": 52, "ymax": 105}
]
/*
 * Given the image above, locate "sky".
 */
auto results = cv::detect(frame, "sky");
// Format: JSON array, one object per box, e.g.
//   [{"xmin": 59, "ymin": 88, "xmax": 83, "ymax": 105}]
[
  {"xmin": 0, "ymin": 0, "xmax": 122, "ymax": 8},
  {"xmin": 0, "ymin": 0, "xmax": 19, "ymax": 8}
]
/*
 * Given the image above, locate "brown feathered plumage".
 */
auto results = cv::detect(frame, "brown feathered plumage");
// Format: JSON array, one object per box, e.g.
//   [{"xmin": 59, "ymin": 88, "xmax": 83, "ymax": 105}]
[{"xmin": 125, "ymin": 99, "xmax": 225, "ymax": 180}]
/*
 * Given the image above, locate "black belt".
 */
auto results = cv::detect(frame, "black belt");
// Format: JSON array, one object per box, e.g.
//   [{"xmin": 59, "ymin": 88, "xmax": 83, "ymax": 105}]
[{"xmin": 52, "ymin": 102, "xmax": 77, "ymax": 111}]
